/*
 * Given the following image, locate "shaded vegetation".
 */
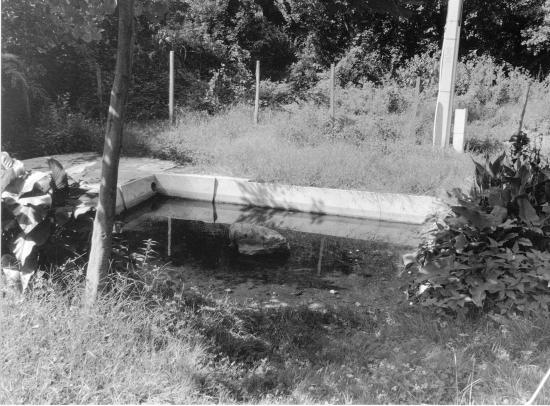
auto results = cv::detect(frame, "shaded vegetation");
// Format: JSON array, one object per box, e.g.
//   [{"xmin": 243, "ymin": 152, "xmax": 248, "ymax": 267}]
[
  {"xmin": 2, "ymin": 0, "xmax": 550, "ymax": 157},
  {"xmin": 2, "ymin": 254, "xmax": 550, "ymax": 404}
]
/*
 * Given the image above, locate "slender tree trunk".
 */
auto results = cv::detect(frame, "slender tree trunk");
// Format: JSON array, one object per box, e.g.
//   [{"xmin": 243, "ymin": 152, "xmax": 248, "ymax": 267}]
[
  {"xmin": 95, "ymin": 60, "xmax": 105, "ymax": 121},
  {"xmin": 84, "ymin": 0, "xmax": 134, "ymax": 307}
]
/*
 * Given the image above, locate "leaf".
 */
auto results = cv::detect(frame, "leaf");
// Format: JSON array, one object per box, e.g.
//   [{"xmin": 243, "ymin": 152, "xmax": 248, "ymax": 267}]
[
  {"xmin": 473, "ymin": 158, "xmax": 491, "ymax": 190},
  {"xmin": 489, "ymin": 152, "xmax": 506, "ymax": 177},
  {"xmin": 454, "ymin": 234, "xmax": 467, "ymax": 252},
  {"xmin": 470, "ymin": 284, "xmax": 487, "ymax": 307},
  {"xmin": 517, "ymin": 237, "xmax": 533, "ymax": 247},
  {"xmin": 416, "ymin": 256, "xmax": 454, "ymax": 282},
  {"xmin": 402, "ymin": 252, "xmax": 417, "ymax": 267},
  {"xmin": 488, "ymin": 205, "xmax": 508, "ymax": 226},
  {"xmin": 1, "ymin": 151, "xmax": 14, "ymax": 169},
  {"xmin": 55, "ymin": 206, "xmax": 73, "ymax": 226},
  {"xmin": 47, "ymin": 157, "xmax": 68, "ymax": 190},
  {"xmin": 451, "ymin": 205, "xmax": 503, "ymax": 230},
  {"xmin": 517, "ymin": 196, "xmax": 541, "ymax": 226},
  {"xmin": 1, "ymin": 168, "xmax": 17, "ymax": 192},
  {"xmin": 11, "ymin": 233, "xmax": 36, "ymax": 265},
  {"xmin": 4, "ymin": 171, "xmax": 50, "ymax": 196},
  {"xmin": 19, "ymin": 253, "xmax": 37, "ymax": 291},
  {"xmin": 12, "ymin": 200, "xmax": 49, "ymax": 234}
]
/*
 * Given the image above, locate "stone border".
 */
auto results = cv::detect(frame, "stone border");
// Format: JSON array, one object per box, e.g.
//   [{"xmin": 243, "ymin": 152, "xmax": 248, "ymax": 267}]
[
  {"xmin": 115, "ymin": 175, "xmax": 157, "ymax": 214},
  {"xmin": 152, "ymin": 173, "xmax": 444, "ymax": 225}
]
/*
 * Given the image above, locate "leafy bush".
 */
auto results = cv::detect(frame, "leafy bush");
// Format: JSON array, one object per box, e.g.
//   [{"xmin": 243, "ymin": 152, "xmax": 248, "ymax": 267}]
[
  {"xmin": 335, "ymin": 46, "xmax": 391, "ymax": 86},
  {"xmin": 1, "ymin": 153, "xmax": 95, "ymax": 293},
  {"xmin": 404, "ymin": 132, "xmax": 550, "ymax": 316},
  {"xmin": 259, "ymin": 80, "xmax": 295, "ymax": 107},
  {"xmin": 394, "ymin": 48, "xmax": 440, "ymax": 89}
]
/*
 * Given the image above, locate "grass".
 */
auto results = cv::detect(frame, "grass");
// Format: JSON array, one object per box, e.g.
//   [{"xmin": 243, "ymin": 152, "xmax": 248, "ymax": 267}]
[
  {"xmin": 124, "ymin": 103, "xmax": 474, "ymax": 197},
  {"xmin": 123, "ymin": 74, "xmax": 549, "ymax": 197},
  {"xmin": 2, "ymin": 258, "xmax": 550, "ymax": 404}
]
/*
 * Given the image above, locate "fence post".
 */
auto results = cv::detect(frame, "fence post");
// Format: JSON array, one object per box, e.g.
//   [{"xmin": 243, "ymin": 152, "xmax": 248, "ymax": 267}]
[
  {"xmin": 167, "ymin": 217, "xmax": 172, "ymax": 256},
  {"xmin": 452, "ymin": 108, "xmax": 467, "ymax": 153},
  {"xmin": 330, "ymin": 63, "xmax": 335, "ymax": 120},
  {"xmin": 254, "ymin": 60, "xmax": 260, "ymax": 124},
  {"xmin": 169, "ymin": 50, "xmax": 174, "ymax": 124}
]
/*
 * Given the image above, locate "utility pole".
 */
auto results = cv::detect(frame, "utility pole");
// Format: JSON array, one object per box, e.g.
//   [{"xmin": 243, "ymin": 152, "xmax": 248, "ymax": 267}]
[{"xmin": 433, "ymin": 0, "xmax": 463, "ymax": 148}]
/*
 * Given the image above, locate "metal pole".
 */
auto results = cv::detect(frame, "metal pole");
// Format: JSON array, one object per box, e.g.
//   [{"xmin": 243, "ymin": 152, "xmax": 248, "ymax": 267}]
[
  {"xmin": 169, "ymin": 50, "xmax": 174, "ymax": 124},
  {"xmin": 254, "ymin": 60, "xmax": 260, "ymax": 124},
  {"xmin": 433, "ymin": 0, "xmax": 463, "ymax": 148},
  {"xmin": 330, "ymin": 63, "xmax": 335, "ymax": 120}
]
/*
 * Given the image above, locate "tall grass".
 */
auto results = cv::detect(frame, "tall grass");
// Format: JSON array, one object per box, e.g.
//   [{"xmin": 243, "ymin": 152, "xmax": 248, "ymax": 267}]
[
  {"xmin": 2, "ymin": 268, "xmax": 550, "ymax": 404},
  {"xmin": 125, "ymin": 61, "xmax": 549, "ymax": 196},
  {"xmin": 124, "ymin": 103, "xmax": 474, "ymax": 196},
  {"xmin": 0, "ymin": 284, "xmax": 211, "ymax": 404}
]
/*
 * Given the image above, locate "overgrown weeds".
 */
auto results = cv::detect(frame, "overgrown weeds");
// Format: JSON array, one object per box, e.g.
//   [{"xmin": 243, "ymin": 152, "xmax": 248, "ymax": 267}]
[{"xmin": 2, "ymin": 252, "xmax": 550, "ymax": 404}]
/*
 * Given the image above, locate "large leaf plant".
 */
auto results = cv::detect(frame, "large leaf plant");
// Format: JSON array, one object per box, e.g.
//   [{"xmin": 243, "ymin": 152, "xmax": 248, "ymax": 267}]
[
  {"xmin": 404, "ymin": 132, "xmax": 550, "ymax": 316},
  {"xmin": 1, "ymin": 152, "xmax": 96, "ymax": 292}
]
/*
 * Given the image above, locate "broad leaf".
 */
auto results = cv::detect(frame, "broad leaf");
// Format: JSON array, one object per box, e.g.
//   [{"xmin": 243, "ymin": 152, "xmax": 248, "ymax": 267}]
[
  {"xmin": 47, "ymin": 157, "xmax": 68, "ymax": 190},
  {"xmin": 4, "ymin": 171, "xmax": 50, "ymax": 196},
  {"xmin": 11, "ymin": 233, "xmax": 36, "ymax": 265},
  {"xmin": 12, "ymin": 197, "xmax": 50, "ymax": 234},
  {"xmin": 517, "ymin": 196, "xmax": 541, "ymax": 226}
]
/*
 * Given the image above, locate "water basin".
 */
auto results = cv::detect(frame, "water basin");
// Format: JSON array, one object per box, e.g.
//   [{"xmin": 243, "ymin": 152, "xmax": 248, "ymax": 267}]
[{"xmin": 119, "ymin": 196, "xmax": 416, "ymax": 309}]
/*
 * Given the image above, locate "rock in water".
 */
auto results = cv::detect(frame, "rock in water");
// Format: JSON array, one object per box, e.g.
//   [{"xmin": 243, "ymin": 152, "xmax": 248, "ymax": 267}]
[{"xmin": 229, "ymin": 223, "xmax": 290, "ymax": 256}]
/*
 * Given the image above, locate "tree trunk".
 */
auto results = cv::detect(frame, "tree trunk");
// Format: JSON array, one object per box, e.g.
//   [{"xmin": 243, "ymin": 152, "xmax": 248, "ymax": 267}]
[
  {"xmin": 84, "ymin": 0, "xmax": 134, "ymax": 307},
  {"xmin": 95, "ymin": 60, "xmax": 104, "ymax": 121}
]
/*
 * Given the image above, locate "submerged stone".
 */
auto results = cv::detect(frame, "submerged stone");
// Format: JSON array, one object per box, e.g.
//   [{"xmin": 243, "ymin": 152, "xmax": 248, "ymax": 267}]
[{"xmin": 229, "ymin": 222, "xmax": 290, "ymax": 256}]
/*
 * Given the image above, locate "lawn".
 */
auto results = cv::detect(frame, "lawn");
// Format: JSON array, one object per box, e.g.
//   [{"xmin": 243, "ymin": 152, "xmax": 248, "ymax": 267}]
[{"xmin": 2, "ymin": 246, "xmax": 549, "ymax": 404}]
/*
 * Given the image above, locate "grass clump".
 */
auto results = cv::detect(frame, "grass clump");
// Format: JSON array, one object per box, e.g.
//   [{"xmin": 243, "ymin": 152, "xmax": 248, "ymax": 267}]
[
  {"xmin": 2, "ymin": 256, "xmax": 550, "ymax": 404},
  {"xmin": 125, "ymin": 103, "xmax": 474, "ymax": 196},
  {"xmin": 0, "ymin": 280, "xmax": 211, "ymax": 404},
  {"xmin": 124, "ymin": 57, "xmax": 549, "ymax": 196}
]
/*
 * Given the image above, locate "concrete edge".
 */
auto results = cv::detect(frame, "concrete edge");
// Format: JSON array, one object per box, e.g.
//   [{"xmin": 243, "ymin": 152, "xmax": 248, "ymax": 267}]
[
  {"xmin": 115, "ymin": 175, "xmax": 157, "ymax": 215},
  {"xmin": 153, "ymin": 173, "xmax": 445, "ymax": 225}
]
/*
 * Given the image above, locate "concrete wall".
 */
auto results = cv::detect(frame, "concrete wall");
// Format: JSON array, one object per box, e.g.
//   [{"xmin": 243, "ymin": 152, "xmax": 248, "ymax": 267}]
[{"xmin": 153, "ymin": 173, "xmax": 444, "ymax": 225}]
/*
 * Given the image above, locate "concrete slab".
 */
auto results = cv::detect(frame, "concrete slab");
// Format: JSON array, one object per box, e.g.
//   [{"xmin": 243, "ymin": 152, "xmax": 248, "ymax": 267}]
[{"xmin": 22, "ymin": 153, "xmax": 177, "ymax": 185}]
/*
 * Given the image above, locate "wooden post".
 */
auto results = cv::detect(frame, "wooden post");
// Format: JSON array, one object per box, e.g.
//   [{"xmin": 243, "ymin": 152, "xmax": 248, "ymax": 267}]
[
  {"xmin": 169, "ymin": 50, "xmax": 174, "ymax": 124},
  {"xmin": 517, "ymin": 82, "xmax": 532, "ymax": 135},
  {"xmin": 433, "ymin": 0, "xmax": 463, "ymax": 148},
  {"xmin": 330, "ymin": 63, "xmax": 335, "ymax": 120},
  {"xmin": 167, "ymin": 217, "xmax": 172, "ymax": 256},
  {"xmin": 317, "ymin": 238, "xmax": 325, "ymax": 277},
  {"xmin": 408, "ymin": 77, "xmax": 422, "ymax": 137},
  {"xmin": 452, "ymin": 108, "xmax": 467, "ymax": 153},
  {"xmin": 415, "ymin": 77, "xmax": 422, "ymax": 97},
  {"xmin": 254, "ymin": 60, "xmax": 260, "ymax": 124}
]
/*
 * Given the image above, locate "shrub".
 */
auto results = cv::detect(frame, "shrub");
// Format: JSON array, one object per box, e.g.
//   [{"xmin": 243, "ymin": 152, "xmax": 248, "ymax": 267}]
[
  {"xmin": 1, "ymin": 154, "xmax": 96, "ymax": 293},
  {"xmin": 404, "ymin": 132, "xmax": 550, "ymax": 316},
  {"xmin": 335, "ymin": 47, "xmax": 391, "ymax": 86},
  {"xmin": 259, "ymin": 80, "xmax": 295, "ymax": 107},
  {"xmin": 394, "ymin": 48, "xmax": 440, "ymax": 88}
]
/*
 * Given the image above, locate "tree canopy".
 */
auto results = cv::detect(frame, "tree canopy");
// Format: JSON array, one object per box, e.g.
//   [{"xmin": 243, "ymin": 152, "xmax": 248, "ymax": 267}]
[{"xmin": 1, "ymin": 0, "xmax": 549, "ymax": 130}]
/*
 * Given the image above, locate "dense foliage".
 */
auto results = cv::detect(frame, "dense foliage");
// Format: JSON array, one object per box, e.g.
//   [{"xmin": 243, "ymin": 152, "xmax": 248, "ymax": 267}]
[
  {"xmin": 2, "ymin": 0, "xmax": 549, "ymax": 157},
  {"xmin": 404, "ymin": 133, "xmax": 550, "ymax": 316},
  {"xmin": 1, "ymin": 152, "xmax": 96, "ymax": 291}
]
